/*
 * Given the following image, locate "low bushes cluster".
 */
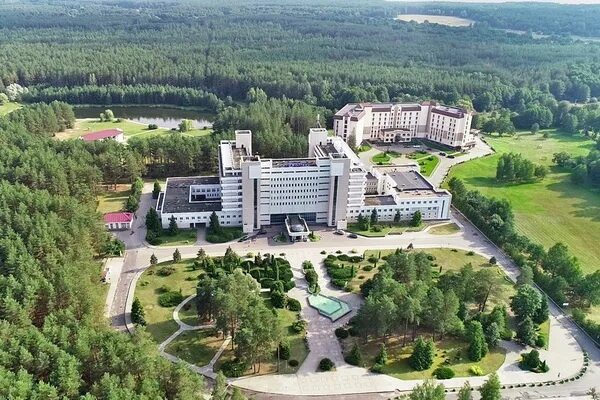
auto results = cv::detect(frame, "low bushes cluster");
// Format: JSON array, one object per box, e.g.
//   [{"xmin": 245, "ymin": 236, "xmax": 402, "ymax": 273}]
[
  {"xmin": 291, "ymin": 319, "xmax": 307, "ymax": 333},
  {"xmin": 324, "ymin": 256, "xmax": 357, "ymax": 288},
  {"xmin": 157, "ymin": 265, "xmax": 175, "ymax": 276},
  {"xmin": 319, "ymin": 358, "xmax": 334, "ymax": 371},
  {"xmin": 469, "ymin": 365, "xmax": 484, "ymax": 376},
  {"xmin": 520, "ymin": 349, "xmax": 549, "ymax": 373},
  {"xmin": 206, "ymin": 227, "xmax": 243, "ymax": 243},
  {"xmin": 433, "ymin": 367, "xmax": 455, "ymax": 379},
  {"xmin": 287, "ymin": 298, "xmax": 301, "ymax": 311},
  {"xmin": 335, "ymin": 327, "xmax": 349, "ymax": 339},
  {"xmin": 158, "ymin": 290, "xmax": 184, "ymax": 307},
  {"xmin": 220, "ymin": 359, "xmax": 248, "ymax": 377}
]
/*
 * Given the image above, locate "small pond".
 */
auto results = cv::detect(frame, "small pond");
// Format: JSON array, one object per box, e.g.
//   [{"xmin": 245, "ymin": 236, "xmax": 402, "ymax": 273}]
[{"xmin": 73, "ymin": 105, "xmax": 215, "ymax": 130}]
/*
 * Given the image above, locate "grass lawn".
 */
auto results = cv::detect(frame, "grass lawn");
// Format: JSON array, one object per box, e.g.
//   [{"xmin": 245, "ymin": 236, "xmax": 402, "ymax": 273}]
[
  {"xmin": 206, "ymin": 227, "xmax": 244, "ymax": 243},
  {"xmin": 342, "ymin": 336, "xmax": 505, "ymax": 379},
  {"xmin": 346, "ymin": 222, "xmax": 423, "ymax": 237},
  {"xmin": 136, "ymin": 260, "xmax": 201, "ymax": 343},
  {"xmin": 96, "ymin": 184, "xmax": 130, "ymax": 214},
  {"xmin": 155, "ymin": 229, "xmax": 198, "ymax": 247},
  {"xmin": 56, "ymin": 118, "xmax": 212, "ymax": 140},
  {"xmin": 417, "ymin": 154, "xmax": 440, "ymax": 176},
  {"xmin": 538, "ymin": 319, "xmax": 550, "ymax": 350},
  {"xmin": 428, "ymin": 223, "xmax": 461, "ymax": 235},
  {"xmin": 372, "ymin": 152, "xmax": 392, "ymax": 165},
  {"xmin": 214, "ymin": 300, "xmax": 308, "ymax": 375},
  {"xmin": 357, "ymin": 143, "xmax": 372, "ymax": 153},
  {"xmin": 0, "ymin": 101, "xmax": 21, "ymax": 116},
  {"xmin": 447, "ymin": 130, "xmax": 599, "ymax": 273},
  {"xmin": 165, "ymin": 329, "xmax": 224, "ymax": 367}
]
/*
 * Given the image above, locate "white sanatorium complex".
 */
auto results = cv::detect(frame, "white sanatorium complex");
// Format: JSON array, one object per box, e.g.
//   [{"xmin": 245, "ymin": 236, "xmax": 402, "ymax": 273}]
[
  {"xmin": 334, "ymin": 101, "xmax": 475, "ymax": 149},
  {"xmin": 156, "ymin": 129, "xmax": 451, "ymax": 236}
]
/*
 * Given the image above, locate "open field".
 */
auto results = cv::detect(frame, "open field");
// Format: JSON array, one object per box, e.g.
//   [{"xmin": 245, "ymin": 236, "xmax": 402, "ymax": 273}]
[
  {"xmin": 0, "ymin": 101, "xmax": 21, "ymax": 116},
  {"xmin": 447, "ymin": 130, "xmax": 599, "ymax": 273},
  {"xmin": 428, "ymin": 223, "xmax": 460, "ymax": 235},
  {"xmin": 155, "ymin": 230, "xmax": 198, "ymax": 247},
  {"xmin": 96, "ymin": 184, "xmax": 130, "ymax": 214},
  {"xmin": 56, "ymin": 118, "xmax": 212, "ymax": 140},
  {"xmin": 165, "ymin": 329, "xmax": 223, "ymax": 367},
  {"xmin": 395, "ymin": 14, "xmax": 474, "ymax": 27},
  {"xmin": 136, "ymin": 260, "xmax": 201, "ymax": 343}
]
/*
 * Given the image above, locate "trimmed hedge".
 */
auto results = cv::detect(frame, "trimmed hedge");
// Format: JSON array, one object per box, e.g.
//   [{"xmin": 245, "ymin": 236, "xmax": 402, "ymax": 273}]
[{"xmin": 319, "ymin": 358, "xmax": 334, "ymax": 371}]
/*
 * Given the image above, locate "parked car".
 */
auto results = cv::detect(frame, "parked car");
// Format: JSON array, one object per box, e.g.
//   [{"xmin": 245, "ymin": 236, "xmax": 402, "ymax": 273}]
[
  {"xmin": 439, "ymin": 152, "xmax": 447, "ymax": 156},
  {"xmin": 334, "ymin": 230, "xmax": 344, "ymax": 235},
  {"xmin": 237, "ymin": 235, "xmax": 249, "ymax": 242},
  {"xmin": 348, "ymin": 233, "xmax": 358, "ymax": 239},
  {"xmin": 257, "ymin": 229, "xmax": 267, "ymax": 235}
]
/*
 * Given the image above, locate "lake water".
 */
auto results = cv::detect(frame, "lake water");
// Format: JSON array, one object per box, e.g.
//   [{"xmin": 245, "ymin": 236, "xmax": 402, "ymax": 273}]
[{"xmin": 73, "ymin": 105, "xmax": 215, "ymax": 129}]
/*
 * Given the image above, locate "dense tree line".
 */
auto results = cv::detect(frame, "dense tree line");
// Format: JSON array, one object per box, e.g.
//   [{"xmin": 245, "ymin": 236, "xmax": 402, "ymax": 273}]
[
  {"xmin": 0, "ymin": 109, "xmax": 204, "ymax": 397},
  {"xmin": 2, "ymin": 0, "xmax": 600, "ymax": 117},
  {"xmin": 25, "ymin": 84, "xmax": 225, "ymax": 112},
  {"xmin": 448, "ymin": 178, "xmax": 600, "ymax": 323},
  {"xmin": 554, "ymin": 150, "xmax": 600, "ymax": 187},
  {"xmin": 496, "ymin": 153, "xmax": 547, "ymax": 183}
]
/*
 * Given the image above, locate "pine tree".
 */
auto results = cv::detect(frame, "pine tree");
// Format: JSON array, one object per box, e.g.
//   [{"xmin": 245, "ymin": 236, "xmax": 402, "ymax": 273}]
[
  {"xmin": 479, "ymin": 372, "xmax": 501, "ymax": 400},
  {"xmin": 370, "ymin": 208, "xmax": 378, "ymax": 225},
  {"xmin": 457, "ymin": 381, "xmax": 473, "ymax": 400},
  {"xmin": 208, "ymin": 211, "xmax": 221, "ymax": 234},
  {"xmin": 150, "ymin": 253, "xmax": 158, "ymax": 265},
  {"xmin": 409, "ymin": 337, "xmax": 434, "ymax": 371},
  {"xmin": 131, "ymin": 297, "xmax": 146, "ymax": 326},
  {"xmin": 394, "ymin": 209, "xmax": 401, "ymax": 223},
  {"xmin": 375, "ymin": 343, "xmax": 388, "ymax": 365},
  {"xmin": 145, "ymin": 208, "xmax": 162, "ymax": 234},
  {"xmin": 211, "ymin": 371, "xmax": 228, "ymax": 400},
  {"xmin": 411, "ymin": 210, "xmax": 422, "ymax": 227},
  {"xmin": 173, "ymin": 248, "xmax": 182, "ymax": 263},
  {"xmin": 533, "ymin": 295, "xmax": 549, "ymax": 324},
  {"xmin": 467, "ymin": 320, "xmax": 488, "ymax": 361},
  {"xmin": 168, "ymin": 215, "xmax": 179, "ymax": 236},
  {"xmin": 152, "ymin": 180, "xmax": 161, "ymax": 199}
]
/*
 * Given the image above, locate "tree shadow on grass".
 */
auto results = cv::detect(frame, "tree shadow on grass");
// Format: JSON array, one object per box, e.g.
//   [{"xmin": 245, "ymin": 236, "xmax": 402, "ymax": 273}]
[{"xmin": 545, "ymin": 179, "xmax": 600, "ymax": 222}]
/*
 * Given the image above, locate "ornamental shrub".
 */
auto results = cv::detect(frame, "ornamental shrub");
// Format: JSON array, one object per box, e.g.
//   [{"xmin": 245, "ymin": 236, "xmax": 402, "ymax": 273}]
[
  {"xmin": 157, "ymin": 266, "xmax": 175, "ymax": 276},
  {"xmin": 335, "ymin": 327, "xmax": 349, "ymax": 339},
  {"xmin": 220, "ymin": 359, "xmax": 248, "ymax": 377},
  {"xmin": 158, "ymin": 290, "xmax": 184, "ymax": 307},
  {"xmin": 287, "ymin": 298, "xmax": 301, "ymax": 311},
  {"xmin": 288, "ymin": 359, "xmax": 299, "ymax": 367},
  {"xmin": 278, "ymin": 342, "xmax": 290, "ymax": 360},
  {"xmin": 433, "ymin": 367, "xmax": 455, "ymax": 379},
  {"xmin": 319, "ymin": 358, "xmax": 334, "ymax": 371},
  {"xmin": 470, "ymin": 365, "xmax": 484, "ymax": 376}
]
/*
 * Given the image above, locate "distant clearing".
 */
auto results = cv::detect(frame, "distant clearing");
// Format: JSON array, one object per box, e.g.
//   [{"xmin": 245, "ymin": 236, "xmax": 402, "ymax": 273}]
[{"xmin": 395, "ymin": 14, "xmax": 474, "ymax": 27}]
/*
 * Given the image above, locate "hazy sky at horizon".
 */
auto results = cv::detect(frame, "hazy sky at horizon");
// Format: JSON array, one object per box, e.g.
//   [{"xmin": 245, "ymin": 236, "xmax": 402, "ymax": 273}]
[{"xmin": 388, "ymin": 0, "xmax": 600, "ymax": 4}]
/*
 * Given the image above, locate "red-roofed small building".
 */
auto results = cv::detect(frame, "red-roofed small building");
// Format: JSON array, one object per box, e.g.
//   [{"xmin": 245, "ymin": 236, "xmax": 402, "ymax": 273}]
[
  {"xmin": 81, "ymin": 128, "xmax": 125, "ymax": 143},
  {"xmin": 103, "ymin": 212, "xmax": 134, "ymax": 230}
]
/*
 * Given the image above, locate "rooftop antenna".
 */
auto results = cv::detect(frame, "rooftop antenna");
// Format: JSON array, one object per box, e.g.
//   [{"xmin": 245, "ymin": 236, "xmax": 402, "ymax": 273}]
[{"xmin": 316, "ymin": 114, "xmax": 322, "ymax": 128}]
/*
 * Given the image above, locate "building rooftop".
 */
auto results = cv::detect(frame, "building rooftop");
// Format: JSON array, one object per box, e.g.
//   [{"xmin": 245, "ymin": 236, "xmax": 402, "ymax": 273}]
[
  {"xmin": 364, "ymin": 195, "xmax": 397, "ymax": 206},
  {"xmin": 272, "ymin": 159, "xmax": 318, "ymax": 168},
  {"xmin": 432, "ymin": 105, "xmax": 467, "ymax": 118},
  {"xmin": 366, "ymin": 172, "xmax": 377, "ymax": 181},
  {"xmin": 388, "ymin": 170, "xmax": 433, "ymax": 191},
  {"xmin": 317, "ymin": 143, "xmax": 340, "ymax": 157},
  {"xmin": 81, "ymin": 129, "xmax": 123, "ymax": 141},
  {"xmin": 162, "ymin": 176, "xmax": 222, "ymax": 214},
  {"xmin": 103, "ymin": 212, "xmax": 134, "ymax": 223}
]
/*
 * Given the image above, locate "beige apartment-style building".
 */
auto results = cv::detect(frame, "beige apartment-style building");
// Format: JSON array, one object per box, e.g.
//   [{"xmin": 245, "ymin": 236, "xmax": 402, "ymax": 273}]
[{"xmin": 333, "ymin": 101, "xmax": 475, "ymax": 149}]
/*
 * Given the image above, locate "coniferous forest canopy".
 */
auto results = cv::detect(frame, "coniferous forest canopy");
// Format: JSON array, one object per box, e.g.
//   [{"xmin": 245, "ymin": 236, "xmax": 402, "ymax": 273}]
[{"xmin": 2, "ymin": 0, "xmax": 600, "ymax": 398}]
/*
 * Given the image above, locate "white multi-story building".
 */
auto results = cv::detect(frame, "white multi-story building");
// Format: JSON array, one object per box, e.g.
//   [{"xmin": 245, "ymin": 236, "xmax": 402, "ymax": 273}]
[
  {"xmin": 156, "ymin": 129, "xmax": 451, "ymax": 234},
  {"xmin": 333, "ymin": 101, "xmax": 475, "ymax": 149}
]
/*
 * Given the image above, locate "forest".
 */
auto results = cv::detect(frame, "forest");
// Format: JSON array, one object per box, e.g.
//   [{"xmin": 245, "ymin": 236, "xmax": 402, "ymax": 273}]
[{"xmin": 1, "ymin": 0, "xmax": 600, "ymax": 117}]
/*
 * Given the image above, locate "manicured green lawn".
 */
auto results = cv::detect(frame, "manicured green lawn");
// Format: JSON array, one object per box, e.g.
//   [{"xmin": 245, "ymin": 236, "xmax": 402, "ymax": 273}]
[
  {"xmin": 448, "ymin": 130, "xmax": 599, "ymax": 273},
  {"xmin": 346, "ymin": 222, "xmax": 423, "ymax": 237},
  {"xmin": 417, "ymin": 154, "xmax": 440, "ymax": 176},
  {"xmin": 343, "ymin": 336, "xmax": 505, "ymax": 380},
  {"xmin": 97, "ymin": 185, "xmax": 130, "ymax": 214},
  {"xmin": 0, "ymin": 101, "xmax": 21, "ymax": 116},
  {"xmin": 165, "ymin": 329, "xmax": 224, "ymax": 367},
  {"xmin": 372, "ymin": 152, "xmax": 392, "ymax": 165},
  {"xmin": 357, "ymin": 143, "xmax": 372, "ymax": 152},
  {"xmin": 428, "ymin": 223, "xmax": 460, "ymax": 235},
  {"xmin": 155, "ymin": 229, "xmax": 198, "ymax": 247},
  {"xmin": 538, "ymin": 319, "xmax": 550, "ymax": 350},
  {"xmin": 136, "ymin": 260, "xmax": 201, "ymax": 343}
]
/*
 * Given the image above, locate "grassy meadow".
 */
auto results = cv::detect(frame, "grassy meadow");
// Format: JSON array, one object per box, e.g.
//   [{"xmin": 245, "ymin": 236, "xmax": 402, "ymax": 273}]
[{"xmin": 448, "ymin": 130, "xmax": 599, "ymax": 273}]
